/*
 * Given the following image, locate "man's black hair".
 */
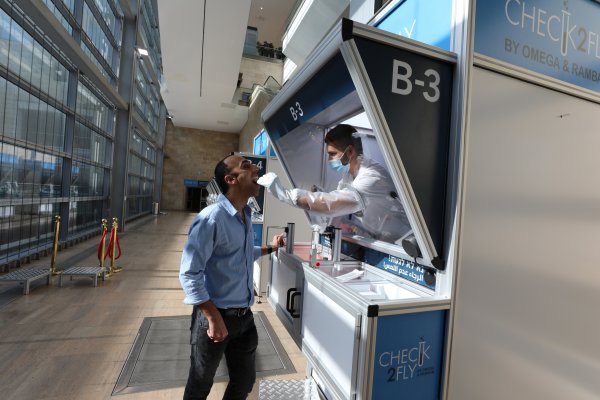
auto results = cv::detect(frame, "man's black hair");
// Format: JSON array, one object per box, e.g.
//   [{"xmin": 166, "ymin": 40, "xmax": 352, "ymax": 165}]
[
  {"xmin": 324, "ymin": 124, "xmax": 363, "ymax": 154},
  {"xmin": 214, "ymin": 155, "xmax": 233, "ymax": 195}
]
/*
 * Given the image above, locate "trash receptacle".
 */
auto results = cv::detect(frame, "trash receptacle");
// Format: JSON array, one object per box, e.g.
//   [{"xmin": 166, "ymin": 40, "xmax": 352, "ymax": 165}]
[{"xmin": 152, "ymin": 202, "xmax": 159, "ymax": 215}]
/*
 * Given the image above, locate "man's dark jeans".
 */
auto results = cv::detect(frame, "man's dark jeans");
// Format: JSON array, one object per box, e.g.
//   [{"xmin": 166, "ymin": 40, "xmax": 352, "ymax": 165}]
[{"xmin": 183, "ymin": 307, "xmax": 258, "ymax": 400}]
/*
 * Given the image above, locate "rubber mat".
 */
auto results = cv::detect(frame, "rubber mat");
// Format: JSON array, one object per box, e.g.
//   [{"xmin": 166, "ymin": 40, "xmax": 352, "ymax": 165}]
[{"xmin": 113, "ymin": 311, "xmax": 295, "ymax": 395}]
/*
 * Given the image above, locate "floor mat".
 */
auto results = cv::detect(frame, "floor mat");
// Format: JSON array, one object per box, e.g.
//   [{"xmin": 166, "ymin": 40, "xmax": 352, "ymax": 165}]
[{"xmin": 113, "ymin": 311, "xmax": 295, "ymax": 395}]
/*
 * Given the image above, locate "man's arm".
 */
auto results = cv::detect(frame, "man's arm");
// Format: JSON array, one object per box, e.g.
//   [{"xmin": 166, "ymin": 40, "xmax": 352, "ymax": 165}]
[
  {"xmin": 294, "ymin": 188, "xmax": 363, "ymax": 215},
  {"xmin": 258, "ymin": 172, "xmax": 364, "ymax": 217},
  {"xmin": 180, "ymin": 217, "xmax": 229, "ymax": 342},
  {"xmin": 179, "ymin": 218, "xmax": 215, "ymax": 305},
  {"xmin": 261, "ymin": 234, "xmax": 286, "ymax": 256},
  {"xmin": 254, "ymin": 234, "xmax": 286, "ymax": 259}
]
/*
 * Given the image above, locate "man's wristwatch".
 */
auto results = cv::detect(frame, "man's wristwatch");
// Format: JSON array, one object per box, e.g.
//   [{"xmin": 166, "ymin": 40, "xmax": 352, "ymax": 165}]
[{"xmin": 267, "ymin": 245, "xmax": 277, "ymax": 254}]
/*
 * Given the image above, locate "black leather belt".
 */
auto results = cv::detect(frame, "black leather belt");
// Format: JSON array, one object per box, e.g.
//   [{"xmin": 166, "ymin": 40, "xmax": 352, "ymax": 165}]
[{"xmin": 218, "ymin": 307, "xmax": 251, "ymax": 317}]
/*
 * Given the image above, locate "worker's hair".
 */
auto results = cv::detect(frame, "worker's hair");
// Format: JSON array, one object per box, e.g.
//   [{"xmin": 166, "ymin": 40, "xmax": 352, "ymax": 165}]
[
  {"xmin": 214, "ymin": 155, "xmax": 234, "ymax": 195},
  {"xmin": 324, "ymin": 124, "xmax": 363, "ymax": 154}
]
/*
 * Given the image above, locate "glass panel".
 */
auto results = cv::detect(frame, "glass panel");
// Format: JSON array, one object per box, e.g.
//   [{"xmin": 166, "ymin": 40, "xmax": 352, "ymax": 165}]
[
  {"xmin": 76, "ymin": 83, "xmax": 112, "ymax": 134},
  {"xmin": 20, "ymin": 30, "xmax": 34, "ymax": 83},
  {"xmin": 3, "ymin": 80, "xmax": 18, "ymax": 138},
  {"xmin": 8, "ymin": 17, "xmax": 23, "ymax": 75},
  {"xmin": 31, "ymin": 41, "xmax": 43, "ymax": 90},
  {"xmin": 0, "ymin": 77, "xmax": 6, "ymax": 133},
  {"xmin": 15, "ymin": 87, "xmax": 29, "ymax": 142},
  {"xmin": 26, "ymin": 95, "xmax": 39, "ymax": 144},
  {"xmin": 0, "ymin": 9, "xmax": 10, "ymax": 67}
]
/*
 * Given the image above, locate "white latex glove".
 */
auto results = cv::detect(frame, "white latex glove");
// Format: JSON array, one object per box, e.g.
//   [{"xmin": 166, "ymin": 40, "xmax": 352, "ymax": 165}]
[{"xmin": 257, "ymin": 172, "xmax": 296, "ymax": 206}]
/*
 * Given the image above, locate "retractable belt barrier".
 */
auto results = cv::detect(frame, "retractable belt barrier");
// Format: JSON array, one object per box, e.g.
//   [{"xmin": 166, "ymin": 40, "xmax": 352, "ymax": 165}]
[
  {"xmin": 106, "ymin": 218, "xmax": 122, "ymax": 274},
  {"xmin": 98, "ymin": 219, "xmax": 109, "ymax": 277}
]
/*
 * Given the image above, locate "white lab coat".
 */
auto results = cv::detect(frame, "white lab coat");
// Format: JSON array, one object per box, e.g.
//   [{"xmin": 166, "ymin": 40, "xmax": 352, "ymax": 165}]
[{"xmin": 295, "ymin": 157, "xmax": 412, "ymax": 242}]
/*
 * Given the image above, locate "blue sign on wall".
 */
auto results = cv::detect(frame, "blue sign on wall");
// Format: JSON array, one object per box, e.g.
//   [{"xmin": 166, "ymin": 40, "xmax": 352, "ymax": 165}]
[
  {"xmin": 373, "ymin": 310, "xmax": 447, "ymax": 399},
  {"xmin": 184, "ymin": 179, "xmax": 207, "ymax": 188},
  {"xmin": 475, "ymin": 0, "xmax": 600, "ymax": 93},
  {"xmin": 375, "ymin": 0, "xmax": 453, "ymax": 51}
]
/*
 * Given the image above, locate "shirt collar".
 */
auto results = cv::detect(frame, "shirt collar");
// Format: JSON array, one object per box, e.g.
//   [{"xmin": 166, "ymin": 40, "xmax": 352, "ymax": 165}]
[{"xmin": 217, "ymin": 193, "xmax": 250, "ymax": 218}]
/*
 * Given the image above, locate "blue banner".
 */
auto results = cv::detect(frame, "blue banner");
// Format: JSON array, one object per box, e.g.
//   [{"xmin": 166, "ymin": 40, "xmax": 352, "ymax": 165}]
[
  {"xmin": 475, "ymin": 0, "xmax": 600, "ymax": 92},
  {"xmin": 375, "ymin": 0, "xmax": 453, "ymax": 51},
  {"xmin": 373, "ymin": 310, "xmax": 446, "ymax": 399}
]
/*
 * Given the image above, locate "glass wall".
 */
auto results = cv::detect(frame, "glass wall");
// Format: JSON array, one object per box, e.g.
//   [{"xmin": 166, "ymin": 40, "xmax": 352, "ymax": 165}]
[
  {"xmin": 0, "ymin": 2, "xmax": 116, "ymax": 264},
  {"xmin": 126, "ymin": 130, "xmax": 155, "ymax": 219},
  {"xmin": 41, "ymin": 0, "xmax": 123, "ymax": 85},
  {"xmin": 0, "ymin": 0, "xmax": 164, "ymax": 268},
  {"xmin": 128, "ymin": 0, "xmax": 162, "ymax": 218}
]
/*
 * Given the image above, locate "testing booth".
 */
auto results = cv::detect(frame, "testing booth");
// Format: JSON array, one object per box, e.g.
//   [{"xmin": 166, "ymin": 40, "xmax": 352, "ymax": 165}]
[
  {"xmin": 261, "ymin": 18, "xmax": 459, "ymax": 400},
  {"xmin": 260, "ymin": 0, "xmax": 600, "ymax": 398}
]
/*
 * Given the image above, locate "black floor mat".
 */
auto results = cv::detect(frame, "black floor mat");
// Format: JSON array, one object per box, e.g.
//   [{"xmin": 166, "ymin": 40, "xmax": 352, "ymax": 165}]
[{"xmin": 113, "ymin": 311, "xmax": 295, "ymax": 395}]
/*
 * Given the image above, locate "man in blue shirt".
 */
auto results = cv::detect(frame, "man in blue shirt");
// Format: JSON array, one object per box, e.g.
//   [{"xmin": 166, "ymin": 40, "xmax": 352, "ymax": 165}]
[{"xmin": 180, "ymin": 154, "xmax": 284, "ymax": 400}]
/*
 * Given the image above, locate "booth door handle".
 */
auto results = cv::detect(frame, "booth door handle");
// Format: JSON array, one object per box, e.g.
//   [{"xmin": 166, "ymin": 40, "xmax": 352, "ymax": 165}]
[
  {"xmin": 286, "ymin": 288, "xmax": 297, "ymax": 314},
  {"xmin": 290, "ymin": 291, "xmax": 302, "ymax": 318}
]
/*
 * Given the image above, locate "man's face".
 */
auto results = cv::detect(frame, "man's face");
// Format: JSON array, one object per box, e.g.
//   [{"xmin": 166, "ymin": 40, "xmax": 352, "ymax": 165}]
[
  {"xmin": 225, "ymin": 155, "xmax": 260, "ymax": 197},
  {"xmin": 326, "ymin": 144, "xmax": 350, "ymax": 164}
]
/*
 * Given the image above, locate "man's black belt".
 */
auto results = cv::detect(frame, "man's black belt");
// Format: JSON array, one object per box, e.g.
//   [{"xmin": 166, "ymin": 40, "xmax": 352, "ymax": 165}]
[{"xmin": 218, "ymin": 307, "xmax": 251, "ymax": 317}]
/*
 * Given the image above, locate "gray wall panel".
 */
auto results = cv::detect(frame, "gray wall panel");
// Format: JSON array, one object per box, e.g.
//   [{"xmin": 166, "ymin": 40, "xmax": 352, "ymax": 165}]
[{"xmin": 448, "ymin": 67, "xmax": 600, "ymax": 400}]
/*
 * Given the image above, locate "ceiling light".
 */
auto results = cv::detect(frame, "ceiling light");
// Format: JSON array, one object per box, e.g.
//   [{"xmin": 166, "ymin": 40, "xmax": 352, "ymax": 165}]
[{"xmin": 137, "ymin": 47, "xmax": 149, "ymax": 57}]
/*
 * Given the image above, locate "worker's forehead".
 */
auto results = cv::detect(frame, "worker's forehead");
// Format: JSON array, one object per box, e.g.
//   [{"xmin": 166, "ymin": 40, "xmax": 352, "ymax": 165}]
[{"xmin": 326, "ymin": 143, "xmax": 343, "ymax": 152}]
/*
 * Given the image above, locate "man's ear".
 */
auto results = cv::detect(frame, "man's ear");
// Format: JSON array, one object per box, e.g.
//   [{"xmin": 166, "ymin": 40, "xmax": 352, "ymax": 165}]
[
  {"xmin": 345, "ymin": 145, "xmax": 355, "ymax": 160},
  {"xmin": 224, "ymin": 174, "xmax": 237, "ymax": 186}
]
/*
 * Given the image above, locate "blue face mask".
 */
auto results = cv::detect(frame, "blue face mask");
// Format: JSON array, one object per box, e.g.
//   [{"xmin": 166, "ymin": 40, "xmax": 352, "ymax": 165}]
[{"xmin": 328, "ymin": 148, "xmax": 350, "ymax": 173}]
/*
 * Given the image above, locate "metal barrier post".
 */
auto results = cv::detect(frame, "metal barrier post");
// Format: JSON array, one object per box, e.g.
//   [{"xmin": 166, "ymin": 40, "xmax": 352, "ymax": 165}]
[
  {"xmin": 109, "ymin": 217, "xmax": 122, "ymax": 273},
  {"xmin": 50, "ymin": 215, "xmax": 61, "ymax": 275},
  {"xmin": 99, "ymin": 219, "xmax": 109, "ymax": 278}
]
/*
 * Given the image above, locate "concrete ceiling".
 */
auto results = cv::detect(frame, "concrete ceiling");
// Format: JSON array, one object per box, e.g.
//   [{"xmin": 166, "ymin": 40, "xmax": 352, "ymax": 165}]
[{"xmin": 157, "ymin": 0, "xmax": 297, "ymax": 133}]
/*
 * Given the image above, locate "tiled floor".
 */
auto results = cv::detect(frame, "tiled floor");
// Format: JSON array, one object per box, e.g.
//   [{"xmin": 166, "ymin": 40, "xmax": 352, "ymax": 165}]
[{"xmin": 0, "ymin": 212, "xmax": 307, "ymax": 400}]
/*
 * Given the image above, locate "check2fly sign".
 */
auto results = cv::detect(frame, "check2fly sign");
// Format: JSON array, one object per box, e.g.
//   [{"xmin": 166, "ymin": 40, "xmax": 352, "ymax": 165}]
[{"xmin": 475, "ymin": 0, "xmax": 600, "ymax": 93}]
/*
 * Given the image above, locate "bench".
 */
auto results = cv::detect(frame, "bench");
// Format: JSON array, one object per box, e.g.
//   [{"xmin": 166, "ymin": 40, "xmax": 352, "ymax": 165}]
[
  {"xmin": 0, "ymin": 268, "xmax": 52, "ymax": 294},
  {"xmin": 58, "ymin": 266, "xmax": 106, "ymax": 287}
]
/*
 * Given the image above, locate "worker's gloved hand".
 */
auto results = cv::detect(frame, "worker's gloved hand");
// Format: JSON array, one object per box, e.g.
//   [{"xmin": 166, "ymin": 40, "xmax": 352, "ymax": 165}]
[{"xmin": 257, "ymin": 172, "xmax": 297, "ymax": 206}]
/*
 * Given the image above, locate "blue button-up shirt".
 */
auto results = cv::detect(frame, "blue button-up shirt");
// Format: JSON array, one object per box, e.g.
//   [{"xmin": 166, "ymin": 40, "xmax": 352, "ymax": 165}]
[{"xmin": 180, "ymin": 194, "xmax": 262, "ymax": 308}]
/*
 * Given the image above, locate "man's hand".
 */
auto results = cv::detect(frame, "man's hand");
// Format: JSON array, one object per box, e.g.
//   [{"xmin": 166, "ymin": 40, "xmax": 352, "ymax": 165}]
[
  {"xmin": 198, "ymin": 301, "xmax": 228, "ymax": 342},
  {"xmin": 206, "ymin": 314, "xmax": 228, "ymax": 343},
  {"xmin": 271, "ymin": 234, "xmax": 286, "ymax": 248}
]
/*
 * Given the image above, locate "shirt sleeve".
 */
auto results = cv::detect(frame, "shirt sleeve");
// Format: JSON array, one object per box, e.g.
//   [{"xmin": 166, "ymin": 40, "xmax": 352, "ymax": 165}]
[
  {"xmin": 179, "ymin": 216, "xmax": 216, "ymax": 305},
  {"xmin": 292, "ymin": 187, "xmax": 364, "ymax": 217},
  {"xmin": 253, "ymin": 245, "xmax": 262, "ymax": 261}
]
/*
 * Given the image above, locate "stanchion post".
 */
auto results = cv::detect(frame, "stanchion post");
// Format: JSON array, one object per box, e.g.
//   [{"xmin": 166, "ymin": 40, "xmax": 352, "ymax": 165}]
[
  {"xmin": 50, "ymin": 215, "xmax": 61, "ymax": 275},
  {"xmin": 99, "ymin": 218, "xmax": 109, "ymax": 277},
  {"xmin": 109, "ymin": 217, "xmax": 122, "ymax": 273}
]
